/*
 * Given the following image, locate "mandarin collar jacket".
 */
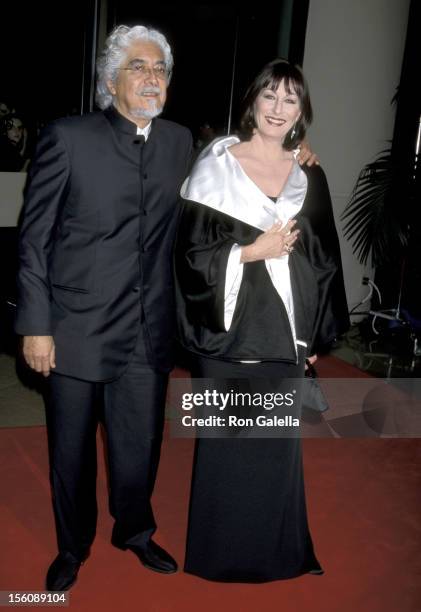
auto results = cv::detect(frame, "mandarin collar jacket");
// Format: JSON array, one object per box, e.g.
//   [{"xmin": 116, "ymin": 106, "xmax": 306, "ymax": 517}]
[{"xmin": 16, "ymin": 108, "xmax": 192, "ymax": 380}]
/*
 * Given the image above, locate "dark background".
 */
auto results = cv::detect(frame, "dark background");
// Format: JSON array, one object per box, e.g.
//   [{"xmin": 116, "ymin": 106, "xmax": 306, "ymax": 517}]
[
  {"xmin": 0, "ymin": 1, "xmax": 309, "ymax": 136},
  {"xmin": 106, "ymin": 1, "xmax": 309, "ymax": 136}
]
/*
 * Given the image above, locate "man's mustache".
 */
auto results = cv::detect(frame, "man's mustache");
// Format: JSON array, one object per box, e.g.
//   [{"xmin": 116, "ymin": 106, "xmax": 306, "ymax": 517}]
[{"xmin": 136, "ymin": 86, "xmax": 161, "ymax": 95}]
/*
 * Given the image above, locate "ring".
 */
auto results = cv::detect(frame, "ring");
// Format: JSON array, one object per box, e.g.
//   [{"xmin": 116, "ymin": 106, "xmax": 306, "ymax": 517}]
[{"xmin": 285, "ymin": 245, "xmax": 292, "ymax": 253}]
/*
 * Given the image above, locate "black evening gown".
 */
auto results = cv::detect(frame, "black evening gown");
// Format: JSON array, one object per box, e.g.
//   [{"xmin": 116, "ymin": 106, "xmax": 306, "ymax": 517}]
[
  {"xmin": 175, "ymin": 138, "xmax": 349, "ymax": 582},
  {"xmin": 184, "ymin": 354, "xmax": 323, "ymax": 582}
]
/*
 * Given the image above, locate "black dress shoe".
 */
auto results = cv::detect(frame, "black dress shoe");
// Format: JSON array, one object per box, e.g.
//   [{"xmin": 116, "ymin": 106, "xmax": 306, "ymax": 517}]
[
  {"xmin": 128, "ymin": 540, "xmax": 178, "ymax": 574},
  {"xmin": 46, "ymin": 553, "xmax": 82, "ymax": 591}
]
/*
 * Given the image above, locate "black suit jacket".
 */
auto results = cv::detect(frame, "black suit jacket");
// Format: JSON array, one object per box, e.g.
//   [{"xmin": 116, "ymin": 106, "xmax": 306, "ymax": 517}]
[{"xmin": 15, "ymin": 107, "xmax": 192, "ymax": 380}]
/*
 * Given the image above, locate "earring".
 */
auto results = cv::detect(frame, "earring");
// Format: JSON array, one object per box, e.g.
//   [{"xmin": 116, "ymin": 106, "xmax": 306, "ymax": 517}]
[{"xmin": 291, "ymin": 123, "xmax": 296, "ymax": 139}]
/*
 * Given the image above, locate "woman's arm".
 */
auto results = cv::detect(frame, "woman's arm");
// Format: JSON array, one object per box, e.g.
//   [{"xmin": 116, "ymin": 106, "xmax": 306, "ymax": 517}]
[
  {"xmin": 175, "ymin": 202, "xmax": 301, "ymax": 333},
  {"xmin": 175, "ymin": 200, "xmax": 239, "ymax": 332},
  {"xmin": 241, "ymin": 220, "xmax": 300, "ymax": 262},
  {"xmin": 299, "ymin": 166, "xmax": 350, "ymax": 352}
]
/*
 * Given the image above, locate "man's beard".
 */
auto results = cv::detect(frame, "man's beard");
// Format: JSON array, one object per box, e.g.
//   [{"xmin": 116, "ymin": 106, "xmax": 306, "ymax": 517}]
[
  {"xmin": 131, "ymin": 86, "xmax": 164, "ymax": 120},
  {"xmin": 131, "ymin": 105, "xmax": 163, "ymax": 120}
]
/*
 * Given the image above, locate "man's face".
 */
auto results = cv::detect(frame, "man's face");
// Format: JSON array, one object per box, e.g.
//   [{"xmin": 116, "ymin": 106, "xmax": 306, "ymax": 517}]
[{"xmin": 107, "ymin": 40, "xmax": 168, "ymax": 127}]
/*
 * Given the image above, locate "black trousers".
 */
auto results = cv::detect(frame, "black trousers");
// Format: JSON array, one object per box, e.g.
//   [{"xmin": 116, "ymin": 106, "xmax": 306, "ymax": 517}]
[{"xmin": 46, "ymin": 327, "xmax": 168, "ymax": 561}]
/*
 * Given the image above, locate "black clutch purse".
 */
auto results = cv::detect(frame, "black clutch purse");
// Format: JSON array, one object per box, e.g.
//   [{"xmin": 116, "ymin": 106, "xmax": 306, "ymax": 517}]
[{"xmin": 302, "ymin": 360, "xmax": 329, "ymax": 412}]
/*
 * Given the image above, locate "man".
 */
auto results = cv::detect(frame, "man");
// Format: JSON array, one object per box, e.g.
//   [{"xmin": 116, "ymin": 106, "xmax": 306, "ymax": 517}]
[{"xmin": 15, "ymin": 25, "xmax": 192, "ymax": 590}]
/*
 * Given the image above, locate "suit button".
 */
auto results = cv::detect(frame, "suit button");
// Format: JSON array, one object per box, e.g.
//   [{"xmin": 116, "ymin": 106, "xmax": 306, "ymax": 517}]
[
  {"xmin": 143, "ymin": 173, "xmax": 148, "ymax": 179},
  {"xmin": 141, "ymin": 209, "xmax": 147, "ymax": 216},
  {"xmin": 133, "ymin": 286, "xmax": 140, "ymax": 292},
  {"xmin": 141, "ymin": 246, "xmax": 147, "ymax": 253}
]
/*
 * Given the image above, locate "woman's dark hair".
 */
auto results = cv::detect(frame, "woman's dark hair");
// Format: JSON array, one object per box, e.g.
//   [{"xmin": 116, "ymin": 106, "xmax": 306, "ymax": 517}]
[{"xmin": 240, "ymin": 58, "xmax": 313, "ymax": 150}]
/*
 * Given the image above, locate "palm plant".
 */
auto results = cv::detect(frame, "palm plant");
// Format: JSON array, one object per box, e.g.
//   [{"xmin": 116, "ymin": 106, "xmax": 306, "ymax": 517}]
[
  {"xmin": 341, "ymin": 144, "xmax": 414, "ymax": 266},
  {"xmin": 341, "ymin": 74, "xmax": 421, "ymax": 268}
]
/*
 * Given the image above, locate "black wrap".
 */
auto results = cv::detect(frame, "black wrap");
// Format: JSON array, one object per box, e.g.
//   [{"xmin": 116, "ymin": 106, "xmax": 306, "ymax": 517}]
[{"xmin": 174, "ymin": 164, "xmax": 349, "ymax": 360}]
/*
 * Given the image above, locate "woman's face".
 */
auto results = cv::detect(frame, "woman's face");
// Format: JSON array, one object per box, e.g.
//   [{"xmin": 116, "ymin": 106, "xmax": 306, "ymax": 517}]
[
  {"xmin": 7, "ymin": 118, "xmax": 24, "ymax": 145},
  {"xmin": 253, "ymin": 79, "xmax": 301, "ymax": 141}
]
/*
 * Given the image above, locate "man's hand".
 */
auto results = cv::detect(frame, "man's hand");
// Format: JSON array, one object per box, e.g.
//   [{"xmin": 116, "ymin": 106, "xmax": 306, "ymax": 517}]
[
  {"xmin": 297, "ymin": 139, "xmax": 319, "ymax": 166},
  {"xmin": 23, "ymin": 335, "xmax": 56, "ymax": 377}
]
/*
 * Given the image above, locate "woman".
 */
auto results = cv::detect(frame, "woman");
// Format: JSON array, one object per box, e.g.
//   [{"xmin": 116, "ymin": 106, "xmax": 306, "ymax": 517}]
[
  {"xmin": 175, "ymin": 59, "xmax": 349, "ymax": 582},
  {"xmin": 4, "ymin": 114, "xmax": 32, "ymax": 170}
]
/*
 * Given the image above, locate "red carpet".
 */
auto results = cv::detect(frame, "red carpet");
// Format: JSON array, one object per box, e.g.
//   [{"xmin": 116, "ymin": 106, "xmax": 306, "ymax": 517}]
[{"xmin": 1, "ymin": 356, "xmax": 420, "ymax": 612}]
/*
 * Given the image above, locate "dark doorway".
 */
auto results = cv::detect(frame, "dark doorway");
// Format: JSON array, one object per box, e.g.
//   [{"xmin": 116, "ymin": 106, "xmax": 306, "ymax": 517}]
[
  {"xmin": 1, "ymin": 2, "xmax": 309, "ymax": 135},
  {"xmin": 104, "ymin": 2, "xmax": 309, "ymax": 139}
]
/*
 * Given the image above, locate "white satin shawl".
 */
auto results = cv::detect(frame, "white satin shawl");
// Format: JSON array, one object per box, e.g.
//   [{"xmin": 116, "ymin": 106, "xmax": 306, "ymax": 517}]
[{"xmin": 180, "ymin": 136, "xmax": 308, "ymax": 352}]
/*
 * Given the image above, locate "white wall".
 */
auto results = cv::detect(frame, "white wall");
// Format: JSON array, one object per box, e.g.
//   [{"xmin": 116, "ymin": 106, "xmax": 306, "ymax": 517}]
[{"xmin": 303, "ymin": 0, "xmax": 410, "ymax": 312}]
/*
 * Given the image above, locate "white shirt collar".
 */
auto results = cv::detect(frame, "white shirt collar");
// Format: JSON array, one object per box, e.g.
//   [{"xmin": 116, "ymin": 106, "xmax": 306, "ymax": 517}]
[{"xmin": 136, "ymin": 122, "xmax": 152, "ymax": 141}]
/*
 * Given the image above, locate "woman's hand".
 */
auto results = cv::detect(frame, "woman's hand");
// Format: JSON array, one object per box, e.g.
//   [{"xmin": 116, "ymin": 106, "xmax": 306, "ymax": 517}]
[{"xmin": 241, "ymin": 219, "xmax": 300, "ymax": 263}]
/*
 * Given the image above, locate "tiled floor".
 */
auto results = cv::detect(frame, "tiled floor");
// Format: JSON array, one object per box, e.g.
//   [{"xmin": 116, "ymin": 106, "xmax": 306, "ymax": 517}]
[{"xmin": 0, "ymin": 353, "xmax": 46, "ymax": 427}]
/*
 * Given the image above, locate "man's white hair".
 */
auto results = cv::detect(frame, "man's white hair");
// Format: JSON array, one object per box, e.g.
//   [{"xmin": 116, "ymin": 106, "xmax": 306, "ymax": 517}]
[{"xmin": 95, "ymin": 25, "xmax": 173, "ymax": 110}]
